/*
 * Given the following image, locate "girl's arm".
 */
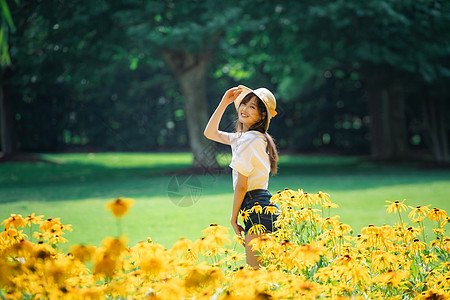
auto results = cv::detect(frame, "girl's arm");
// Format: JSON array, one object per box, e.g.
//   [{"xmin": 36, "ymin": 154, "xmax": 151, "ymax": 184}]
[
  {"xmin": 230, "ymin": 172, "xmax": 247, "ymax": 239},
  {"xmin": 204, "ymin": 87, "xmax": 241, "ymax": 145}
]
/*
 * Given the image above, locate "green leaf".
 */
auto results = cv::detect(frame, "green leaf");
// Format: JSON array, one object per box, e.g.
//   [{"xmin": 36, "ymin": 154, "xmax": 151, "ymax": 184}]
[{"xmin": 0, "ymin": 0, "xmax": 16, "ymax": 32}]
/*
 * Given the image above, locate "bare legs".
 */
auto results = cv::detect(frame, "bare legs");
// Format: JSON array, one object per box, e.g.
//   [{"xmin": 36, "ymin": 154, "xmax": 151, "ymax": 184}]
[{"xmin": 245, "ymin": 233, "xmax": 260, "ymax": 269}]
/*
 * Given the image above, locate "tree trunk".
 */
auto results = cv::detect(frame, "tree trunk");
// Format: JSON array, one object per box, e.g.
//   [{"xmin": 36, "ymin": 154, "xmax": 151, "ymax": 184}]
[
  {"xmin": 422, "ymin": 95, "xmax": 449, "ymax": 164},
  {"xmin": 162, "ymin": 49, "xmax": 220, "ymax": 172},
  {"xmin": 366, "ymin": 71, "xmax": 409, "ymax": 160},
  {"xmin": 388, "ymin": 80, "xmax": 409, "ymax": 158},
  {"xmin": 0, "ymin": 77, "xmax": 17, "ymax": 158}
]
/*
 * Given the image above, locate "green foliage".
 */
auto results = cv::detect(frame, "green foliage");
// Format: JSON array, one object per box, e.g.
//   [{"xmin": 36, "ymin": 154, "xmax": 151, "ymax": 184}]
[
  {"xmin": 1, "ymin": 0, "xmax": 448, "ymax": 158},
  {"xmin": 0, "ymin": 0, "xmax": 18, "ymax": 66}
]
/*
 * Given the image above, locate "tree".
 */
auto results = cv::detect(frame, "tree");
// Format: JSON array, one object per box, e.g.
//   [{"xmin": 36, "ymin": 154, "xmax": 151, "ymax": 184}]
[
  {"xmin": 0, "ymin": 0, "xmax": 19, "ymax": 159},
  {"xmin": 277, "ymin": 0, "xmax": 450, "ymax": 162},
  {"xmin": 114, "ymin": 0, "xmax": 269, "ymax": 170}
]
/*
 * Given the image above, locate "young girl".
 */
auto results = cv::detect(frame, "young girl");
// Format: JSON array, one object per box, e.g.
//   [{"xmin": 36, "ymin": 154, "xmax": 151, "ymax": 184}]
[{"xmin": 204, "ymin": 85, "xmax": 280, "ymax": 269}]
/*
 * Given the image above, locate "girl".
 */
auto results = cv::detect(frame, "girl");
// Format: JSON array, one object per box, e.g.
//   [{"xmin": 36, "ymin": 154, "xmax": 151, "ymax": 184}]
[{"xmin": 204, "ymin": 85, "xmax": 280, "ymax": 269}]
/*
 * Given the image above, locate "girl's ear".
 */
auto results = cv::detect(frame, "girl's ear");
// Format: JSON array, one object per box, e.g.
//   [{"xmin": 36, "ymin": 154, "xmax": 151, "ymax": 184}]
[{"xmin": 261, "ymin": 111, "xmax": 267, "ymax": 121}]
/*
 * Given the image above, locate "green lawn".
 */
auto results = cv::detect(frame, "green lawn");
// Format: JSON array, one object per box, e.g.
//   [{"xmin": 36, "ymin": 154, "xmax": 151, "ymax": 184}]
[{"xmin": 1, "ymin": 152, "xmax": 449, "ymax": 251}]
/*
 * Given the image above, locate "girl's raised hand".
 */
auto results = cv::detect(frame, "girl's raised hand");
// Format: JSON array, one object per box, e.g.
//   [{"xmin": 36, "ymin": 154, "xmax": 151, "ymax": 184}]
[{"xmin": 221, "ymin": 86, "xmax": 241, "ymax": 106}]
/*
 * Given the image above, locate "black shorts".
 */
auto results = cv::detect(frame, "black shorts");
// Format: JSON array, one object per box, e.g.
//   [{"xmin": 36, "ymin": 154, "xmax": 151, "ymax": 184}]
[{"xmin": 240, "ymin": 189, "xmax": 281, "ymax": 234}]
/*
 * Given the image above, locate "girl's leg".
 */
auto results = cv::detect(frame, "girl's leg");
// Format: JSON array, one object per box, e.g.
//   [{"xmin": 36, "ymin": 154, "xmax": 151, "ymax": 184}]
[{"xmin": 245, "ymin": 233, "xmax": 260, "ymax": 269}]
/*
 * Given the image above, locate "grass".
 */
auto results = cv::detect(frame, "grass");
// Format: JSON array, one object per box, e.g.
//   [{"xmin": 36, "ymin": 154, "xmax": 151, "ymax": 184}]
[{"xmin": 1, "ymin": 152, "xmax": 449, "ymax": 251}]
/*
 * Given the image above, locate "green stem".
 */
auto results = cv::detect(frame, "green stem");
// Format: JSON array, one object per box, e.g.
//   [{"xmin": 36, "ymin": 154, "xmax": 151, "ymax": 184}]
[{"xmin": 116, "ymin": 217, "xmax": 122, "ymax": 237}]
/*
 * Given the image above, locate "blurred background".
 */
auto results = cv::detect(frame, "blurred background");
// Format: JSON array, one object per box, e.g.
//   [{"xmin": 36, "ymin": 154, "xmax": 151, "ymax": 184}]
[
  {"xmin": 0, "ymin": 1, "xmax": 449, "ymax": 248},
  {"xmin": 1, "ymin": 0, "xmax": 448, "ymax": 165}
]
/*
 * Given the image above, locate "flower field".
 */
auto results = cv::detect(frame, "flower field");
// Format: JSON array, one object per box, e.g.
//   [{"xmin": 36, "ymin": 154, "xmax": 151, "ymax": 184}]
[{"xmin": 1, "ymin": 188, "xmax": 449, "ymax": 299}]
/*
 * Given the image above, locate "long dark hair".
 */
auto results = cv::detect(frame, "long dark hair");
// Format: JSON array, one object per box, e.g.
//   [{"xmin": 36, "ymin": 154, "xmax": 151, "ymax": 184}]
[{"xmin": 235, "ymin": 93, "xmax": 279, "ymax": 175}]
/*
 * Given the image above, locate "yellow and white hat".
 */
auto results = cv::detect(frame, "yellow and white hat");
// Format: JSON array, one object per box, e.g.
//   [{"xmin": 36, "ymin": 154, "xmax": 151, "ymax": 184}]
[{"xmin": 234, "ymin": 85, "xmax": 277, "ymax": 131}]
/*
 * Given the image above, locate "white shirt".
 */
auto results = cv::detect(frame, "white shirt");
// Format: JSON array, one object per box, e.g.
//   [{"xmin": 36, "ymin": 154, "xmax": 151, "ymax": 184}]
[{"xmin": 228, "ymin": 131, "xmax": 270, "ymax": 191}]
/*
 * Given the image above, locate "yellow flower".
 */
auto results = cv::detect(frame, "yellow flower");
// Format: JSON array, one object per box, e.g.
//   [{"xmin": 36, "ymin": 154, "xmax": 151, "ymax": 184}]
[
  {"xmin": 0, "ymin": 228, "xmax": 27, "ymax": 243},
  {"xmin": 409, "ymin": 238, "xmax": 426, "ymax": 253},
  {"xmin": 322, "ymin": 216, "xmax": 340, "ymax": 230},
  {"xmin": 373, "ymin": 269, "xmax": 407, "ymax": 287},
  {"xmin": 251, "ymin": 202, "xmax": 263, "ymax": 214},
  {"xmin": 316, "ymin": 191, "xmax": 331, "ymax": 203},
  {"xmin": 140, "ymin": 256, "xmax": 165, "ymax": 276},
  {"xmin": 301, "ymin": 192, "xmax": 320, "ymax": 206},
  {"xmin": 39, "ymin": 217, "xmax": 62, "ymax": 232},
  {"xmin": 433, "ymin": 228, "xmax": 445, "ymax": 236},
  {"xmin": 371, "ymin": 250, "xmax": 397, "ymax": 271},
  {"xmin": 404, "ymin": 226, "xmax": 421, "ymax": 242},
  {"xmin": 70, "ymin": 244, "xmax": 96, "ymax": 262},
  {"xmin": 385, "ymin": 199, "xmax": 409, "ymax": 214},
  {"xmin": 417, "ymin": 289, "xmax": 448, "ymax": 300},
  {"xmin": 440, "ymin": 216, "xmax": 449, "ymax": 227},
  {"xmin": 321, "ymin": 201, "xmax": 339, "ymax": 209},
  {"xmin": 240, "ymin": 209, "xmax": 250, "ymax": 222},
  {"xmin": 49, "ymin": 235, "xmax": 68, "ymax": 244},
  {"xmin": 105, "ymin": 197, "xmax": 135, "ymax": 217},
  {"xmin": 185, "ymin": 248, "xmax": 199, "ymax": 263},
  {"xmin": 202, "ymin": 223, "xmax": 228, "ymax": 236},
  {"xmin": 422, "ymin": 253, "xmax": 438, "ymax": 264},
  {"xmin": 170, "ymin": 238, "xmax": 194, "ymax": 256},
  {"xmin": 264, "ymin": 204, "xmax": 280, "ymax": 215},
  {"xmin": 233, "ymin": 235, "xmax": 244, "ymax": 246},
  {"xmin": 408, "ymin": 205, "xmax": 431, "ymax": 221},
  {"xmin": 1, "ymin": 214, "xmax": 26, "ymax": 229},
  {"xmin": 294, "ymin": 241, "xmax": 325, "ymax": 265},
  {"xmin": 100, "ymin": 236, "xmax": 127, "ymax": 259},
  {"xmin": 93, "ymin": 254, "xmax": 117, "ymax": 278},
  {"xmin": 249, "ymin": 224, "xmax": 266, "ymax": 235},
  {"xmin": 24, "ymin": 213, "xmax": 44, "ymax": 227},
  {"xmin": 227, "ymin": 251, "xmax": 245, "ymax": 264},
  {"xmin": 428, "ymin": 208, "xmax": 447, "ymax": 223}
]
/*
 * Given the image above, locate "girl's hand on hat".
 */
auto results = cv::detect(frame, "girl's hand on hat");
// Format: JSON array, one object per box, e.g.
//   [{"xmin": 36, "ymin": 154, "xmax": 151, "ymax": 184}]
[{"xmin": 221, "ymin": 87, "xmax": 241, "ymax": 106}]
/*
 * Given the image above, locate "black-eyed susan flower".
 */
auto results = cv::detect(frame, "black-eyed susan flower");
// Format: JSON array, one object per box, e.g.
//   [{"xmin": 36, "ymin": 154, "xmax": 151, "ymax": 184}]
[
  {"xmin": 228, "ymin": 251, "xmax": 245, "ymax": 265},
  {"xmin": 140, "ymin": 256, "xmax": 165, "ymax": 276},
  {"xmin": 202, "ymin": 223, "xmax": 228, "ymax": 236},
  {"xmin": 252, "ymin": 202, "xmax": 263, "ymax": 214},
  {"xmin": 24, "ymin": 213, "xmax": 44, "ymax": 227},
  {"xmin": 264, "ymin": 204, "xmax": 280, "ymax": 216},
  {"xmin": 316, "ymin": 191, "xmax": 331, "ymax": 203},
  {"xmin": 233, "ymin": 234, "xmax": 244, "ymax": 246},
  {"xmin": 409, "ymin": 238, "xmax": 427, "ymax": 253},
  {"xmin": 301, "ymin": 192, "xmax": 320, "ymax": 207},
  {"xmin": 385, "ymin": 199, "xmax": 409, "ymax": 214},
  {"xmin": 321, "ymin": 201, "xmax": 339, "ymax": 210},
  {"xmin": 417, "ymin": 289, "xmax": 449, "ymax": 300},
  {"xmin": 408, "ymin": 205, "xmax": 431, "ymax": 222},
  {"xmin": 249, "ymin": 224, "xmax": 266, "ymax": 235},
  {"xmin": 105, "ymin": 197, "xmax": 135, "ymax": 217},
  {"xmin": 240, "ymin": 209, "xmax": 250, "ymax": 223},
  {"xmin": 70, "ymin": 244, "xmax": 96, "ymax": 263},
  {"xmin": 93, "ymin": 254, "xmax": 116, "ymax": 278},
  {"xmin": 422, "ymin": 253, "xmax": 438, "ymax": 264},
  {"xmin": 49, "ymin": 234, "xmax": 68, "ymax": 244},
  {"xmin": 373, "ymin": 269, "xmax": 407, "ymax": 287},
  {"xmin": 39, "ymin": 217, "xmax": 62, "ymax": 232},
  {"xmin": 428, "ymin": 208, "xmax": 447, "ymax": 223},
  {"xmin": 170, "ymin": 238, "xmax": 194, "ymax": 256},
  {"xmin": 100, "ymin": 236, "xmax": 127, "ymax": 259},
  {"xmin": 0, "ymin": 228, "xmax": 27, "ymax": 243},
  {"xmin": 1, "ymin": 214, "xmax": 26, "ymax": 229},
  {"xmin": 185, "ymin": 248, "xmax": 199, "ymax": 263}
]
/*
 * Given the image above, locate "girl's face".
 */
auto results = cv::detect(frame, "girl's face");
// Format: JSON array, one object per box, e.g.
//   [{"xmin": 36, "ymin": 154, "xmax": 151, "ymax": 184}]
[{"xmin": 238, "ymin": 96, "xmax": 261, "ymax": 130}]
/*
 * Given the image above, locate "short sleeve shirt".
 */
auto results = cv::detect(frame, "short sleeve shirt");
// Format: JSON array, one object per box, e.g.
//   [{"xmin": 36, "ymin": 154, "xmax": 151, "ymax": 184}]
[{"xmin": 229, "ymin": 131, "xmax": 270, "ymax": 191}]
